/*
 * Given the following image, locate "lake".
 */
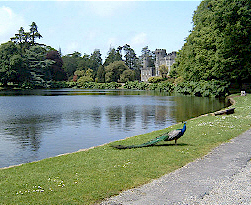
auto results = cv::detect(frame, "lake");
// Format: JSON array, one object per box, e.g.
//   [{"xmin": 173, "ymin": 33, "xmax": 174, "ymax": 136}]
[{"xmin": 0, "ymin": 89, "xmax": 228, "ymax": 168}]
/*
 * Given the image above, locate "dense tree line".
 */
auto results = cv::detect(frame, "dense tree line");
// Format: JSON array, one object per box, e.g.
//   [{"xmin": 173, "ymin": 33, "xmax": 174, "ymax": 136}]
[
  {"xmin": 63, "ymin": 44, "xmax": 142, "ymax": 84},
  {"xmin": 172, "ymin": 0, "xmax": 251, "ymax": 89},
  {"xmin": 0, "ymin": 22, "xmax": 144, "ymax": 88},
  {"xmin": 0, "ymin": 22, "xmax": 66, "ymax": 88}
]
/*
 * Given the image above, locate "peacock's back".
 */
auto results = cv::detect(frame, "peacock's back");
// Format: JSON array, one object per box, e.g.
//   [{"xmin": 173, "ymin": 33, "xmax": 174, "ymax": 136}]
[{"xmin": 164, "ymin": 129, "xmax": 182, "ymax": 141}]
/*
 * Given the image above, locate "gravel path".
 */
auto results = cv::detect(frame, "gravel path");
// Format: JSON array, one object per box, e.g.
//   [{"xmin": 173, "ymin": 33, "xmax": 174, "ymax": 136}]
[{"xmin": 101, "ymin": 128, "xmax": 251, "ymax": 205}]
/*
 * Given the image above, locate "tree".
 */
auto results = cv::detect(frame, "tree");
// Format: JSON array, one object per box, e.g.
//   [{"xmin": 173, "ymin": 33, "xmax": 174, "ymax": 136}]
[
  {"xmin": 74, "ymin": 70, "xmax": 85, "ymax": 77},
  {"xmin": 173, "ymin": 0, "xmax": 251, "ymax": 86},
  {"xmin": 75, "ymin": 68, "xmax": 94, "ymax": 84},
  {"xmin": 89, "ymin": 49, "xmax": 102, "ymax": 78},
  {"xmin": 11, "ymin": 27, "xmax": 30, "ymax": 53},
  {"xmin": 25, "ymin": 45, "xmax": 54, "ymax": 86},
  {"xmin": 140, "ymin": 46, "xmax": 155, "ymax": 68},
  {"xmin": 104, "ymin": 47, "xmax": 122, "ymax": 66},
  {"xmin": 120, "ymin": 69, "xmax": 135, "ymax": 82},
  {"xmin": 77, "ymin": 54, "xmax": 91, "ymax": 70},
  {"xmin": 10, "ymin": 27, "xmax": 29, "ymax": 46},
  {"xmin": 0, "ymin": 42, "xmax": 29, "ymax": 86},
  {"xmin": 123, "ymin": 44, "xmax": 137, "ymax": 70},
  {"xmin": 29, "ymin": 22, "xmax": 42, "ymax": 46},
  {"xmin": 62, "ymin": 51, "xmax": 84, "ymax": 79},
  {"xmin": 46, "ymin": 50, "xmax": 66, "ymax": 81},
  {"xmin": 141, "ymin": 46, "xmax": 151, "ymax": 57},
  {"xmin": 159, "ymin": 65, "xmax": 169, "ymax": 79},
  {"xmin": 11, "ymin": 22, "xmax": 42, "ymax": 49},
  {"xmin": 105, "ymin": 61, "xmax": 128, "ymax": 83},
  {"xmin": 96, "ymin": 65, "xmax": 105, "ymax": 83}
]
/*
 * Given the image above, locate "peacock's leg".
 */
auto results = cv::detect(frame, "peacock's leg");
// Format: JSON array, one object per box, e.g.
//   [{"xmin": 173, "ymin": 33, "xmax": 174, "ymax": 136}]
[{"xmin": 175, "ymin": 139, "xmax": 177, "ymax": 145}]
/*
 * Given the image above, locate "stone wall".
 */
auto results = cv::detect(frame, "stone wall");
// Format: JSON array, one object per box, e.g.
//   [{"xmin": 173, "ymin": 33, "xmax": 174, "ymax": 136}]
[{"xmin": 141, "ymin": 49, "xmax": 176, "ymax": 82}]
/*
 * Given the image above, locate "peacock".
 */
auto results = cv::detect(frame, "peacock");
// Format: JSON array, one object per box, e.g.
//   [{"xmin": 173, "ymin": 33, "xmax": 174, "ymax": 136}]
[{"xmin": 112, "ymin": 122, "xmax": 186, "ymax": 149}]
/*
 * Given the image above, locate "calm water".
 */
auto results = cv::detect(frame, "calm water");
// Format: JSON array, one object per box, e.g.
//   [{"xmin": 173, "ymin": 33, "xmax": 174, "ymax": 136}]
[{"xmin": 0, "ymin": 89, "xmax": 227, "ymax": 168}]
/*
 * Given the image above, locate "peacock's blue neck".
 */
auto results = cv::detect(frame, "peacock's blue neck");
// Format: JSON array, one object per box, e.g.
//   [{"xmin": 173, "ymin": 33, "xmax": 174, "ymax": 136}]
[{"xmin": 181, "ymin": 123, "xmax": 186, "ymax": 134}]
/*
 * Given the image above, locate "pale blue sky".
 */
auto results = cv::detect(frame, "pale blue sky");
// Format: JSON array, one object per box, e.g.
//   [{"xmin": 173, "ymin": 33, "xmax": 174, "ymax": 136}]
[{"xmin": 0, "ymin": 1, "xmax": 201, "ymax": 57}]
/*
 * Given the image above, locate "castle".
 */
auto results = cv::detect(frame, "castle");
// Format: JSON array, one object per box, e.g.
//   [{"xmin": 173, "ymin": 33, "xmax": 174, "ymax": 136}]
[{"xmin": 141, "ymin": 49, "xmax": 176, "ymax": 82}]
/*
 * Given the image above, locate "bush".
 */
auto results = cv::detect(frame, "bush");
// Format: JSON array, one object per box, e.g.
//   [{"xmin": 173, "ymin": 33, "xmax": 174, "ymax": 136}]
[
  {"xmin": 47, "ymin": 81, "xmax": 68, "ymax": 88},
  {"xmin": 123, "ymin": 81, "xmax": 149, "ymax": 90},
  {"xmin": 175, "ymin": 80, "xmax": 230, "ymax": 97},
  {"xmin": 148, "ymin": 76, "xmax": 163, "ymax": 83},
  {"xmin": 148, "ymin": 83, "xmax": 158, "ymax": 90},
  {"xmin": 174, "ymin": 76, "xmax": 184, "ymax": 85},
  {"xmin": 66, "ymin": 81, "xmax": 77, "ymax": 88},
  {"xmin": 105, "ymin": 82, "xmax": 121, "ymax": 89},
  {"xmin": 123, "ymin": 81, "xmax": 138, "ymax": 89},
  {"xmin": 158, "ymin": 81, "xmax": 175, "ymax": 92},
  {"xmin": 137, "ymin": 82, "xmax": 149, "ymax": 90}
]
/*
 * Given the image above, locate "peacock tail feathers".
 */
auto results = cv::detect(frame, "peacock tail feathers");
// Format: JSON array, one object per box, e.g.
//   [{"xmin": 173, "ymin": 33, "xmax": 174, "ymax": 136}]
[
  {"xmin": 111, "ymin": 132, "xmax": 170, "ymax": 149},
  {"xmin": 111, "ymin": 122, "xmax": 186, "ymax": 149}
]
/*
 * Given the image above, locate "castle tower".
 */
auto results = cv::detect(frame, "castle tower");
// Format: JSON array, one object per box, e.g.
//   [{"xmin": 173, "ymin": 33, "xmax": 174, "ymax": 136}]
[
  {"xmin": 165, "ymin": 51, "xmax": 177, "ymax": 74},
  {"xmin": 141, "ymin": 56, "xmax": 155, "ymax": 82},
  {"xmin": 155, "ymin": 49, "xmax": 167, "ymax": 76}
]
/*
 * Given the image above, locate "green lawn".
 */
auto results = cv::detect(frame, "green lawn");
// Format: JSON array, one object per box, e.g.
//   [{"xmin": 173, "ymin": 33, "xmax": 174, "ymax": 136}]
[{"xmin": 0, "ymin": 94, "xmax": 250, "ymax": 204}]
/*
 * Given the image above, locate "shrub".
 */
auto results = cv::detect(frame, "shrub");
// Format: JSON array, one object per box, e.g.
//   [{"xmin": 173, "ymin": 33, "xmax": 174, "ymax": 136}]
[
  {"xmin": 148, "ymin": 83, "xmax": 158, "ymax": 90},
  {"xmin": 175, "ymin": 80, "xmax": 230, "ymax": 97},
  {"xmin": 148, "ymin": 76, "xmax": 163, "ymax": 83},
  {"xmin": 158, "ymin": 81, "xmax": 175, "ymax": 92},
  {"xmin": 105, "ymin": 82, "xmax": 121, "ymax": 89},
  {"xmin": 174, "ymin": 76, "xmax": 184, "ymax": 85},
  {"xmin": 137, "ymin": 82, "xmax": 148, "ymax": 90}
]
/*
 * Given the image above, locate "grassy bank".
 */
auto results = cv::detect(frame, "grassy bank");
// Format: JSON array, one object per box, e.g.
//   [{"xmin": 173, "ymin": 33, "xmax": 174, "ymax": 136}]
[{"xmin": 1, "ymin": 94, "xmax": 250, "ymax": 204}]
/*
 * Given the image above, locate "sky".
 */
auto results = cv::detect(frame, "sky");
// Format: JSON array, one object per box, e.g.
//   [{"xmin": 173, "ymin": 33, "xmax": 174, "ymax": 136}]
[{"xmin": 0, "ymin": 1, "xmax": 201, "ymax": 58}]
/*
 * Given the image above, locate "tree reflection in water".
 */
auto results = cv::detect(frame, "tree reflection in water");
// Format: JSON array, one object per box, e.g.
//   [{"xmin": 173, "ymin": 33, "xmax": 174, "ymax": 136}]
[
  {"xmin": 0, "ymin": 89, "xmax": 227, "ymax": 168},
  {"xmin": 3, "ymin": 114, "xmax": 62, "ymax": 151}
]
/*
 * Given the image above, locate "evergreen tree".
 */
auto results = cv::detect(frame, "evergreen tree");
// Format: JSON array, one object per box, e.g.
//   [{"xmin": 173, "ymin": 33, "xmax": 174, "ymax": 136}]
[
  {"xmin": 123, "ymin": 44, "xmax": 137, "ymax": 70},
  {"xmin": 140, "ymin": 46, "xmax": 155, "ymax": 68},
  {"xmin": 11, "ymin": 22, "xmax": 42, "ymax": 49},
  {"xmin": 96, "ymin": 65, "xmax": 105, "ymax": 83},
  {"xmin": 77, "ymin": 54, "xmax": 91, "ymax": 71},
  {"xmin": 25, "ymin": 45, "xmax": 54, "ymax": 86},
  {"xmin": 104, "ymin": 47, "xmax": 122, "ymax": 66},
  {"xmin": 89, "ymin": 49, "xmax": 102, "ymax": 78},
  {"xmin": 29, "ymin": 22, "xmax": 42, "ymax": 46}
]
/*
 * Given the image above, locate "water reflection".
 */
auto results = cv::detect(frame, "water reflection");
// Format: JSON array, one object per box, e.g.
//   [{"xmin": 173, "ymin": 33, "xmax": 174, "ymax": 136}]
[
  {"xmin": 171, "ymin": 95, "xmax": 227, "ymax": 122},
  {"xmin": 106, "ymin": 106, "xmax": 123, "ymax": 127},
  {"xmin": 4, "ymin": 113, "xmax": 63, "ymax": 148},
  {"xmin": 0, "ymin": 89, "xmax": 227, "ymax": 168},
  {"xmin": 124, "ymin": 106, "xmax": 136, "ymax": 130}
]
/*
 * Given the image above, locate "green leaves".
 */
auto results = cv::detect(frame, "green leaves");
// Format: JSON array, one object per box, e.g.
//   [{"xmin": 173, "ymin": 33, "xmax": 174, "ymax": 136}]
[
  {"xmin": 174, "ymin": 0, "xmax": 251, "ymax": 85},
  {"xmin": 0, "ymin": 42, "xmax": 27, "ymax": 85},
  {"xmin": 11, "ymin": 22, "xmax": 42, "ymax": 49},
  {"xmin": 175, "ymin": 80, "xmax": 230, "ymax": 97},
  {"xmin": 104, "ymin": 61, "xmax": 128, "ymax": 83}
]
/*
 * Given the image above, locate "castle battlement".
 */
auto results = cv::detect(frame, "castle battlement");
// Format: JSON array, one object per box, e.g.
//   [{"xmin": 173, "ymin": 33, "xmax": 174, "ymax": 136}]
[{"xmin": 155, "ymin": 49, "xmax": 166, "ymax": 52}]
